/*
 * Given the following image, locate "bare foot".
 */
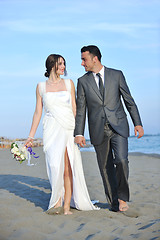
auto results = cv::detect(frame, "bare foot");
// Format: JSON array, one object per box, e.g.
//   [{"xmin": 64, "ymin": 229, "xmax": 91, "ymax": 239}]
[
  {"xmin": 64, "ymin": 208, "xmax": 73, "ymax": 215},
  {"xmin": 118, "ymin": 199, "xmax": 129, "ymax": 212},
  {"xmin": 46, "ymin": 206, "xmax": 63, "ymax": 215}
]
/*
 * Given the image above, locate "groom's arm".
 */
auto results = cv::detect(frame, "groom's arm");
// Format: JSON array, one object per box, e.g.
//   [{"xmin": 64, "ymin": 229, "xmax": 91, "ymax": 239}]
[
  {"xmin": 74, "ymin": 78, "xmax": 87, "ymax": 146},
  {"xmin": 119, "ymin": 71, "xmax": 142, "ymax": 126},
  {"xmin": 119, "ymin": 71, "xmax": 144, "ymax": 138}
]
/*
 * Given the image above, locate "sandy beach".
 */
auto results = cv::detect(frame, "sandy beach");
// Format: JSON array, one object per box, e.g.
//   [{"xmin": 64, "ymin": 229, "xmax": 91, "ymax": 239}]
[{"xmin": 0, "ymin": 147, "xmax": 160, "ymax": 240}]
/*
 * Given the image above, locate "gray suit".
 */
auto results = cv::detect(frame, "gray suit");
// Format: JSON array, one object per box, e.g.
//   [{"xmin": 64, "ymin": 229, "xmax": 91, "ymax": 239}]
[{"xmin": 75, "ymin": 66, "xmax": 142, "ymax": 211}]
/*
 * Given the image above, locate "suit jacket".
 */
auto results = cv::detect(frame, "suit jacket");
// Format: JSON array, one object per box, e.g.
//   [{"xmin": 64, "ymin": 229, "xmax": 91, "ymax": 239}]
[{"xmin": 74, "ymin": 66, "xmax": 142, "ymax": 145}]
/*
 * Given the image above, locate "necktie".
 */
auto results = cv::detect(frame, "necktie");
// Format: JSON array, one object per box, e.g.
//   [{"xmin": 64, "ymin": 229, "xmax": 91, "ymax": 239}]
[{"xmin": 96, "ymin": 73, "xmax": 104, "ymax": 99}]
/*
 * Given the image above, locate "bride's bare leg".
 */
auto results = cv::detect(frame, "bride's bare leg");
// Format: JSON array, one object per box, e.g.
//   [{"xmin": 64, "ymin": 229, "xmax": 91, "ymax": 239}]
[
  {"xmin": 63, "ymin": 149, "xmax": 73, "ymax": 215},
  {"xmin": 54, "ymin": 197, "xmax": 61, "ymax": 208}
]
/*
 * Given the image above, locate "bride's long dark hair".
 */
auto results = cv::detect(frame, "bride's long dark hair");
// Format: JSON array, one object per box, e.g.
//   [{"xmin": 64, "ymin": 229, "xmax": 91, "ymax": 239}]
[{"xmin": 44, "ymin": 54, "xmax": 67, "ymax": 77}]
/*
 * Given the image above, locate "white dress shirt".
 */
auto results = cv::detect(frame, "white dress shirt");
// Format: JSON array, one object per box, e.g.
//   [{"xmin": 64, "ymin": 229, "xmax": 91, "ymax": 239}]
[{"xmin": 92, "ymin": 66, "xmax": 105, "ymax": 87}]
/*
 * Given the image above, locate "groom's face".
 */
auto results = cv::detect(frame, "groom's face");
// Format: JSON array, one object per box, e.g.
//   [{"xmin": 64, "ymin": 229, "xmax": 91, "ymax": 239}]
[{"xmin": 81, "ymin": 51, "xmax": 95, "ymax": 72}]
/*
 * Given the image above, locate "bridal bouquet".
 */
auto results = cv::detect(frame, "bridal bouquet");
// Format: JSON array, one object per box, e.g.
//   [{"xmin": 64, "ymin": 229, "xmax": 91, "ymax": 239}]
[
  {"xmin": 10, "ymin": 142, "xmax": 28, "ymax": 163},
  {"xmin": 10, "ymin": 142, "xmax": 39, "ymax": 166}
]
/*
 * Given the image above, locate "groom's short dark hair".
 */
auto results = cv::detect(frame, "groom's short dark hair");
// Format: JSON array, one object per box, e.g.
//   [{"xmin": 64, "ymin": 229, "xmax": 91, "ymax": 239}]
[{"xmin": 81, "ymin": 45, "xmax": 102, "ymax": 62}]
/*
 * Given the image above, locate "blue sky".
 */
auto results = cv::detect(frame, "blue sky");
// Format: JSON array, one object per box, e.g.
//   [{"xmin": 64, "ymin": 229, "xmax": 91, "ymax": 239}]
[{"xmin": 0, "ymin": 0, "xmax": 160, "ymax": 139}]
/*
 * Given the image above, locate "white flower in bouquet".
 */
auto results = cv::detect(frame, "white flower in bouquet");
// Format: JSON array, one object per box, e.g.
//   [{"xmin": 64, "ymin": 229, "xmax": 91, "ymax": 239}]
[
  {"xmin": 10, "ymin": 142, "xmax": 27, "ymax": 163},
  {"xmin": 11, "ymin": 146, "xmax": 18, "ymax": 153},
  {"xmin": 20, "ymin": 154, "xmax": 25, "ymax": 160}
]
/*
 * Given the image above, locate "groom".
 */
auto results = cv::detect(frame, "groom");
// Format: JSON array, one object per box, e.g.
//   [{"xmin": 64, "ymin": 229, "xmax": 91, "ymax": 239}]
[{"xmin": 74, "ymin": 45, "xmax": 144, "ymax": 212}]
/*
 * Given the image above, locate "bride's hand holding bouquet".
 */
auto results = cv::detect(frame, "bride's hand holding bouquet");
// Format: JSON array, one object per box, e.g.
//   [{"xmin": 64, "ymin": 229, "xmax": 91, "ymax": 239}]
[
  {"xmin": 25, "ymin": 136, "xmax": 34, "ymax": 148},
  {"xmin": 10, "ymin": 136, "xmax": 39, "ymax": 166}
]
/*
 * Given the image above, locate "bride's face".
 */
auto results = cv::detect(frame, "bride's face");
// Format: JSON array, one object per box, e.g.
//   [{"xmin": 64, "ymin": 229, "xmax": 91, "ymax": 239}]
[{"xmin": 56, "ymin": 57, "xmax": 65, "ymax": 76}]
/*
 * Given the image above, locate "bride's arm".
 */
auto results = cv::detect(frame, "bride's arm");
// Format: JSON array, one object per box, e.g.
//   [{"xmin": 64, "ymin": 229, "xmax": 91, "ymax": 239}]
[
  {"xmin": 70, "ymin": 80, "xmax": 76, "ymax": 118},
  {"xmin": 25, "ymin": 84, "xmax": 43, "ymax": 147}
]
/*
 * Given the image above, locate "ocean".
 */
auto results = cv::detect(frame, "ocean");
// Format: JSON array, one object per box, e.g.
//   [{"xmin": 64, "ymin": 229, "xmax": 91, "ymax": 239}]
[{"xmin": 81, "ymin": 134, "xmax": 160, "ymax": 155}]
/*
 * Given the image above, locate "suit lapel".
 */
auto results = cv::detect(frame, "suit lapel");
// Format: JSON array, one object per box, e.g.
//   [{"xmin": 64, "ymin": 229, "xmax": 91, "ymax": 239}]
[{"xmin": 87, "ymin": 72, "xmax": 103, "ymax": 100}]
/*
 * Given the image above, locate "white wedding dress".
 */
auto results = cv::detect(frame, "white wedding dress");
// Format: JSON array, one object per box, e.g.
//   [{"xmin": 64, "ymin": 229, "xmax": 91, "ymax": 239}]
[{"xmin": 39, "ymin": 79, "xmax": 97, "ymax": 211}]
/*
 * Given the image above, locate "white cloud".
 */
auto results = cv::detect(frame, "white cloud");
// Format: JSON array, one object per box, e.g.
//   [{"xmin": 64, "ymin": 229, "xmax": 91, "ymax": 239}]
[
  {"xmin": 0, "ymin": 19, "xmax": 77, "ymax": 33},
  {"xmin": 1, "ymin": 19, "xmax": 159, "ymax": 37},
  {"xmin": 92, "ymin": 22, "xmax": 159, "ymax": 34}
]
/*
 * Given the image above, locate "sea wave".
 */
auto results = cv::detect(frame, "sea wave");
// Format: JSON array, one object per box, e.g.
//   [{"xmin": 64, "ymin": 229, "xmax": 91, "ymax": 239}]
[{"xmin": 80, "ymin": 134, "xmax": 160, "ymax": 154}]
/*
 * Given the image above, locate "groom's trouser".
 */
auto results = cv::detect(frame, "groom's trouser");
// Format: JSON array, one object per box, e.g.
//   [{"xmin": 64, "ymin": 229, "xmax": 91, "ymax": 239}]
[{"xmin": 94, "ymin": 123, "xmax": 129, "ymax": 211}]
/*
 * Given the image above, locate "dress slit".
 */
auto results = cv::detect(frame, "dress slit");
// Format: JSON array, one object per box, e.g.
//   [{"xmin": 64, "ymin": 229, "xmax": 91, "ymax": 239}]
[{"xmin": 64, "ymin": 146, "xmax": 73, "ymax": 178}]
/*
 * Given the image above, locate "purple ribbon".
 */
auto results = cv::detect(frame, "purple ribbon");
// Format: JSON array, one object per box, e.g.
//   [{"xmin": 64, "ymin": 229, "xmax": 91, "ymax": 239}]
[{"xmin": 27, "ymin": 147, "xmax": 39, "ymax": 158}]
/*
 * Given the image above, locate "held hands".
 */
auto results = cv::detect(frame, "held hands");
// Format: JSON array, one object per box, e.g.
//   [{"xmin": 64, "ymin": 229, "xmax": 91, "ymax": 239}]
[
  {"xmin": 134, "ymin": 126, "xmax": 144, "ymax": 139},
  {"xmin": 74, "ymin": 136, "xmax": 86, "ymax": 147}
]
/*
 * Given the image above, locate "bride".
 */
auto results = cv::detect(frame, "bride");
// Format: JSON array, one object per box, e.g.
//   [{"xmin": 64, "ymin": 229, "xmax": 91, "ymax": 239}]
[{"xmin": 25, "ymin": 54, "xmax": 98, "ymax": 215}]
